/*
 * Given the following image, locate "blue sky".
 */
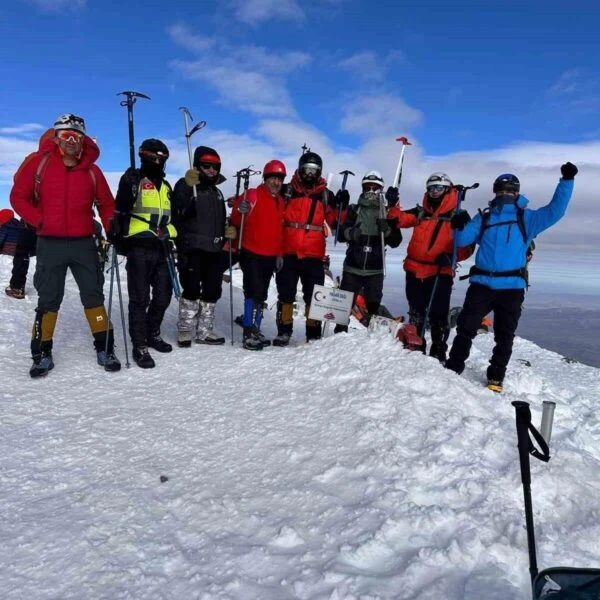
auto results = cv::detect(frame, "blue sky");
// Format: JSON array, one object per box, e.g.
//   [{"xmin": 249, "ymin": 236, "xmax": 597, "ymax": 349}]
[{"xmin": 1, "ymin": 0, "xmax": 599, "ymax": 255}]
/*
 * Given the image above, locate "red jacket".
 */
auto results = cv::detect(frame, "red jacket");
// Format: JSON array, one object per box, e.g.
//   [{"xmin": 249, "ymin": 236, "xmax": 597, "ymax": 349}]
[
  {"xmin": 10, "ymin": 136, "xmax": 115, "ymax": 237},
  {"xmin": 388, "ymin": 188, "xmax": 473, "ymax": 278},
  {"xmin": 230, "ymin": 183, "xmax": 285, "ymax": 257},
  {"xmin": 282, "ymin": 173, "xmax": 337, "ymax": 259}
]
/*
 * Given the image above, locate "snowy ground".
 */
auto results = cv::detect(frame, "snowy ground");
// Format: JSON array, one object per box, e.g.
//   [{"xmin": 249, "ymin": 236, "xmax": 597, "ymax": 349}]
[{"xmin": 1, "ymin": 254, "xmax": 600, "ymax": 600}]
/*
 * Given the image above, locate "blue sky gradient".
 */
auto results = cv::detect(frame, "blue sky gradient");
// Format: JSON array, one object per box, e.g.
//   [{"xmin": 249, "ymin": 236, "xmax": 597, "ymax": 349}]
[{"xmin": 1, "ymin": 0, "xmax": 599, "ymax": 256}]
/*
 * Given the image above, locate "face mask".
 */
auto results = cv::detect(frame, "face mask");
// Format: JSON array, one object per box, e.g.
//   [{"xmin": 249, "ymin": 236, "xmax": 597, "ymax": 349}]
[{"xmin": 492, "ymin": 193, "xmax": 517, "ymax": 208}]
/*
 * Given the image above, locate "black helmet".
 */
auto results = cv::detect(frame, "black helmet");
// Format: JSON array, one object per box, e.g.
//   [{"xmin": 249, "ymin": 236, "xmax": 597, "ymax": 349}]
[
  {"xmin": 298, "ymin": 151, "xmax": 322, "ymax": 170},
  {"xmin": 139, "ymin": 138, "xmax": 169, "ymax": 165},
  {"xmin": 493, "ymin": 173, "xmax": 520, "ymax": 194}
]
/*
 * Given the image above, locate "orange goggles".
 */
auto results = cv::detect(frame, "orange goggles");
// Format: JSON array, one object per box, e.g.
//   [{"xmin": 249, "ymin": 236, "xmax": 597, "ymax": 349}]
[{"xmin": 57, "ymin": 130, "xmax": 84, "ymax": 143}]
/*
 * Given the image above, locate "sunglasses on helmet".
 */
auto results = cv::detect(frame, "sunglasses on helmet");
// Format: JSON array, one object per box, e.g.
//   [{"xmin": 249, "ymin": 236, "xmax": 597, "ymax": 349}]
[
  {"xmin": 427, "ymin": 184, "xmax": 447, "ymax": 194},
  {"xmin": 57, "ymin": 130, "xmax": 84, "ymax": 144}
]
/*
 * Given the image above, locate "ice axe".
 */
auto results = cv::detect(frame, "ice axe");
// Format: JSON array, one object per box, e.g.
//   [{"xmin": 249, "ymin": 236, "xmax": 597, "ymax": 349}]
[
  {"xmin": 334, "ymin": 169, "xmax": 355, "ymax": 246},
  {"xmin": 392, "ymin": 136, "xmax": 412, "ymax": 193},
  {"xmin": 451, "ymin": 182, "xmax": 479, "ymax": 272},
  {"xmin": 117, "ymin": 91, "xmax": 150, "ymax": 169},
  {"xmin": 179, "ymin": 107, "xmax": 206, "ymax": 199}
]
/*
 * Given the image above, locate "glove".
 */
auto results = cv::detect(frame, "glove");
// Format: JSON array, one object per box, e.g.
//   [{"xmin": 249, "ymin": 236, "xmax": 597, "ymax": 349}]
[
  {"xmin": 344, "ymin": 227, "xmax": 362, "ymax": 243},
  {"xmin": 335, "ymin": 189, "xmax": 350, "ymax": 209},
  {"xmin": 225, "ymin": 196, "xmax": 235, "ymax": 208},
  {"xmin": 107, "ymin": 215, "xmax": 122, "ymax": 243},
  {"xmin": 238, "ymin": 199, "xmax": 251, "ymax": 214},
  {"xmin": 185, "ymin": 168, "xmax": 200, "ymax": 187},
  {"xmin": 560, "ymin": 162, "xmax": 578, "ymax": 180},
  {"xmin": 224, "ymin": 225, "xmax": 237, "ymax": 240},
  {"xmin": 385, "ymin": 186, "xmax": 400, "ymax": 207},
  {"xmin": 450, "ymin": 210, "xmax": 470, "ymax": 231},
  {"xmin": 376, "ymin": 218, "xmax": 391, "ymax": 235},
  {"xmin": 435, "ymin": 253, "xmax": 453, "ymax": 267},
  {"xmin": 275, "ymin": 256, "xmax": 284, "ymax": 273}
]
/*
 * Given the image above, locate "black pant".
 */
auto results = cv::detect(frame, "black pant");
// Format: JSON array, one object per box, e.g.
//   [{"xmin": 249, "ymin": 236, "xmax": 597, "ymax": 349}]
[
  {"xmin": 240, "ymin": 250, "xmax": 276, "ymax": 303},
  {"xmin": 339, "ymin": 271, "xmax": 384, "ymax": 315},
  {"xmin": 34, "ymin": 237, "xmax": 105, "ymax": 312},
  {"xmin": 126, "ymin": 244, "xmax": 173, "ymax": 347},
  {"xmin": 405, "ymin": 271, "xmax": 453, "ymax": 331},
  {"xmin": 10, "ymin": 224, "xmax": 37, "ymax": 289},
  {"xmin": 178, "ymin": 248, "xmax": 223, "ymax": 303},
  {"xmin": 276, "ymin": 255, "xmax": 324, "ymax": 306},
  {"xmin": 446, "ymin": 283, "xmax": 524, "ymax": 381}
]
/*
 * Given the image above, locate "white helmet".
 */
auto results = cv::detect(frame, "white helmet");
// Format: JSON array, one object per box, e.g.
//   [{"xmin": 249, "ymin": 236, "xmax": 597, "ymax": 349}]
[
  {"xmin": 361, "ymin": 170, "xmax": 384, "ymax": 188},
  {"xmin": 426, "ymin": 172, "xmax": 452, "ymax": 189},
  {"xmin": 53, "ymin": 113, "xmax": 86, "ymax": 134}
]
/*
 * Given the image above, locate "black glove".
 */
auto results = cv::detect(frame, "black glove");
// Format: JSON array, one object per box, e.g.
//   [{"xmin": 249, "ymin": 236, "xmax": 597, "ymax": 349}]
[
  {"xmin": 335, "ymin": 189, "xmax": 350, "ymax": 209},
  {"xmin": 107, "ymin": 214, "xmax": 122, "ymax": 243},
  {"xmin": 344, "ymin": 227, "xmax": 362, "ymax": 243},
  {"xmin": 385, "ymin": 186, "xmax": 400, "ymax": 207},
  {"xmin": 450, "ymin": 210, "xmax": 470, "ymax": 231},
  {"xmin": 376, "ymin": 218, "xmax": 391, "ymax": 235},
  {"xmin": 238, "ymin": 199, "xmax": 251, "ymax": 214},
  {"xmin": 435, "ymin": 253, "xmax": 453, "ymax": 267},
  {"xmin": 561, "ymin": 162, "xmax": 578, "ymax": 180}
]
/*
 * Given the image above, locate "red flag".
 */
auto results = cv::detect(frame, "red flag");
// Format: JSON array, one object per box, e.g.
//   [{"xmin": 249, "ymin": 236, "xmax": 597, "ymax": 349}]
[{"xmin": 396, "ymin": 136, "xmax": 412, "ymax": 145}]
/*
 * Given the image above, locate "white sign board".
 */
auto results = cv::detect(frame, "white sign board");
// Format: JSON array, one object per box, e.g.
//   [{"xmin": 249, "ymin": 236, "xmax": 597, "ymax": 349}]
[{"xmin": 307, "ymin": 285, "xmax": 353, "ymax": 325}]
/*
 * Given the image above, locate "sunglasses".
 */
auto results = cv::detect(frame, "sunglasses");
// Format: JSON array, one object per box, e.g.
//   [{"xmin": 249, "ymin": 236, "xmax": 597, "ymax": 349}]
[
  {"xmin": 427, "ymin": 185, "xmax": 447, "ymax": 194},
  {"xmin": 57, "ymin": 130, "xmax": 84, "ymax": 143},
  {"xmin": 199, "ymin": 162, "xmax": 220, "ymax": 170},
  {"xmin": 363, "ymin": 183, "xmax": 382, "ymax": 191}
]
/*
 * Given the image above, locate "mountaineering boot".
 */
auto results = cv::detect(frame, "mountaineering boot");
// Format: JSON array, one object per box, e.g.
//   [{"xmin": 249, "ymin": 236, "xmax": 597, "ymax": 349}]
[
  {"xmin": 242, "ymin": 329, "xmax": 264, "ymax": 351},
  {"xmin": 133, "ymin": 346, "xmax": 156, "ymax": 369},
  {"xmin": 272, "ymin": 332, "xmax": 291, "ymax": 347},
  {"xmin": 195, "ymin": 301, "xmax": 225, "ymax": 345},
  {"xmin": 147, "ymin": 331, "xmax": 173, "ymax": 353},
  {"xmin": 5, "ymin": 286, "xmax": 25, "ymax": 299},
  {"xmin": 30, "ymin": 349, "xmax": 54, "ymax": 378},
  {"xmin": 241, "ymin": 299, "xmax": 264, "ymax": 351},
  {"xmin": 487, "ymin": 380, "xmax": 503, "ymax": 393},
  {"xmin": 273, "ymin": 301, "xmax": 294, "ymax": 347},
  {"xmin": 253, "ymin": 302, "xmax": 271, "ymax": 347},
  {"xmin": 305, "ymin": 305, "xmax": 321, "ymax": 343},
  {"xmin": 85, "ymin": 306, "xmax": 121, "ymax": 372},
  {"xmin": 177, "ymin": 298, "xmax": 199, "ymax": 348},
  {"xmin": 429, "ymin": 324, "xmax": 449, "ymax": 363},
  {"xmin": 29, "ymin": 311, "xmax": 57, "ymax": 377}
]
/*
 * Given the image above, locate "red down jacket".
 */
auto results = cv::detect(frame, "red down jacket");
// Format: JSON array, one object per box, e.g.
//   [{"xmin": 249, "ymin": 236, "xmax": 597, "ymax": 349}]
[{"xmin": 10, "ymin": 135, "xmax": 115, "ymax": 237}]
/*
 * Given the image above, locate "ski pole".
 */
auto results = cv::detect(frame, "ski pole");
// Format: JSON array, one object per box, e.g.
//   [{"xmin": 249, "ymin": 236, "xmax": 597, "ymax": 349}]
[
  {"xmin": 228, "ymin": 172, "xmax": 244, "ymax": 346},
  {"xmin": 392, "ymin": 136, "xmax": 412, "ymax": 190},
  {"xmin": 379, "ymin": 191, "xmax": 387, "ymax": 278},
  {"xmin": 512, "ymin": 401, "xmax": 551, "ymax": 588},
  {"xmin": 451, "ymin": 183, "xmax": 479, "ymax": 272},
  {"xmin": 421, "ymin": 267, "xmax": 441, "ymax": 339},
  {"xmin": 179, "ymin": 107, "xmax": 206, "ymax": 199},
  {"xmin": 117, "ymin": 91, "xmax": 150, "ymax": 169},
  {"xmin": 334, "ymin": 170, "xmax": 354, "ymax": 246}
]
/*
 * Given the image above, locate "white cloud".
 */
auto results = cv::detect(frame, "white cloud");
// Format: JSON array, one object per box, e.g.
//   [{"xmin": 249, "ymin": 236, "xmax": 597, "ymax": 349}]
[
  {"xmin": 0, "ymin": 123, "xmax": 45, "ymax": 136},
  {"xmin": 166, "ymin": 25, "xmax": 215, "ymax": 52},
  {"xmin": 548, "ymin": 69, "xmax": 580, "ymax": 96},
  {"xmin": 228, "ymin": 0, "xmax": 304, "ymax": 25},
  {"xmin": 340, "ymin": 94, "xmax": 424, "ymax": 138},
  {"xmin": 337, "ymin": 50, "xmax": 406, "ymax": 84},
  {"xmin": 0, "ymin": 136, "xmax": 38, "ymax": 186},
  {"xmin": 168, "ymin": 25, "xmax": 311, "ymax": 118}
]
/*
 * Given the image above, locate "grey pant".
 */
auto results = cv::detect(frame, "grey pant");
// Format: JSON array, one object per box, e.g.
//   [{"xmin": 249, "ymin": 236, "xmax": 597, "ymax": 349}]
[{"xmin": 34, "ymin": 236, "xmax": 105, "ymax": 312}]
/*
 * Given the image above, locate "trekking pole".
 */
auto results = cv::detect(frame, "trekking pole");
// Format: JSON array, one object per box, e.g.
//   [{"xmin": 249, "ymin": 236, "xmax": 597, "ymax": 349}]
[
  {"xmin": 379, "ymin": 190, "xmax": 387, "ymax": 278},
  {"xmin": 117, "ymin": 91, "xmax": 150, "ymax": 169},
  {"xmin": 237, "ymin": 166, "xmax": 261, "ymax": 252},
  {"xmin": 228, "ymin": 170, "xmax": 244, "ymax": 346},
  {"xmin": 334, "ymin": 170, "xmax": 355, "ymax": 246},
  {"xmin": 512, "ymin": 401, "xmax": 551, "ymax": 588},
  {"xmin": 179, "ymin": 107, "xmax": 206, "ymax": 199},
  {"xmin": 451, "ymin": 182, "xmax": 479, "ymax": 272},
  {"xmin": 392, "ymin": 136, "xmax": 412, "ymax": 190},
  {"xmin": 164, "ymin": 240, "xmax": 181, "ymax": 300}
]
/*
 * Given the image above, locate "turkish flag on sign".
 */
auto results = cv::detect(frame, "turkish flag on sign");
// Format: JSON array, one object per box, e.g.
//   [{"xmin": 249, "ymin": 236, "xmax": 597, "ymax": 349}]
[
  {"xmin": 142, "ymin": 182, "xmax": 155, "ymax": 190},
  {"xmin": 396, "ymin": 136, "xmax": 412, "ymax": 145}
]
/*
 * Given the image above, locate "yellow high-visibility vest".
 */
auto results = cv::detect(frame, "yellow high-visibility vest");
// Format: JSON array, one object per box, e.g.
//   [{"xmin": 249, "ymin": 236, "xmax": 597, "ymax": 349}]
[{"xmin": 126, "ymin": 178, "xmax": 177, "ymax": 238}]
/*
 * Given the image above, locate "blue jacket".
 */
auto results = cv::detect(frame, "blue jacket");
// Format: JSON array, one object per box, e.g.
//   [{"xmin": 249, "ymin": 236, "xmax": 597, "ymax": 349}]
[{"xmin": 456, "ymin": 178, "xmax": 574, "ymax": 289}]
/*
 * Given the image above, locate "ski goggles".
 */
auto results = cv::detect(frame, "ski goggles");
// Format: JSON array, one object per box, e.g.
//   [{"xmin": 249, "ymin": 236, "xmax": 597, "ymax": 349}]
[
  {"xmin": 300, "ymin": 165, "xmax": 320, "ymax": 176},
  {"xmin": 427, "ymin": 184, "xmax": 447, "ymax": 194},
  {"xmin": 56, "ymin": 130, "xmax": 84, "ymax": 143},
  {"xmin": 139, "ymin": 149, "xmax": 169, "ymax": 164}
]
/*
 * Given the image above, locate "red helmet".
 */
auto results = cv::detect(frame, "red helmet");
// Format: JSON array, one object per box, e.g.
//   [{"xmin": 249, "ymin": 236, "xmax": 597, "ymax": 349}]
[{"xmin": 263, "ymin": 159, "xmax": 286, "ymax": 178}]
